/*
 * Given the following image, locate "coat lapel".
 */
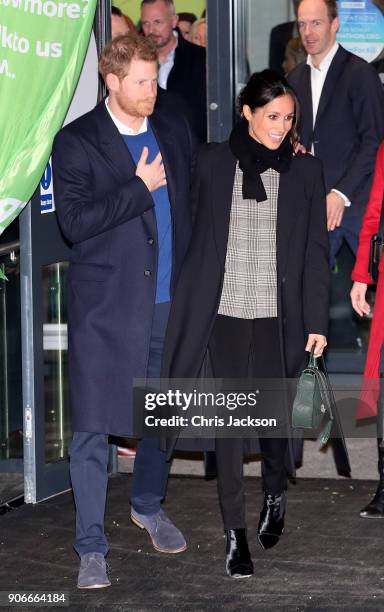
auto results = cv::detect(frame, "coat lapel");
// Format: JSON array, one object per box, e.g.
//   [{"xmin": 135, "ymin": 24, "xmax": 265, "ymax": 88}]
[
  {"xmin": 315, "ymin": 46, "xmax": 348, "ymax": 127},
  {"xmin": 149, "ymin": 111, "xmax": 178, "ymax": 209},
  {"xmin": 297, "ymin": 64, "xmax": 313, "ymax": 149},
  {"xmin": 96, "ymin": 102, "xmax": 137, "ymax": 178},
  {"xmin": 276, "ymin": 167, "xmax": 305, "ymax": 279},
  {"xmin": 211, "ymin": 145, "xmax": 237, "ymax": 266}
]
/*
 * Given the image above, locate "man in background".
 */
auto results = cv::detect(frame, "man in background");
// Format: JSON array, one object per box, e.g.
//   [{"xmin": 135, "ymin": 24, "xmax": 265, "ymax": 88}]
[
  {"xmin": 288, "ymin": 0, "xmax": 384, "ymax": 266},
  {"xmin": 141, "ymin": 0, "xmax": 207, "ymax": 141}
]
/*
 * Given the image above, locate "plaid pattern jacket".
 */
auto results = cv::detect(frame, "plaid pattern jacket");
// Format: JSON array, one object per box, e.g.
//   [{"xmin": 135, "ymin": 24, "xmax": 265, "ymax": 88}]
[{"xmin": 218, "ymin": 164, "xmax": 279, "ymax": 319}]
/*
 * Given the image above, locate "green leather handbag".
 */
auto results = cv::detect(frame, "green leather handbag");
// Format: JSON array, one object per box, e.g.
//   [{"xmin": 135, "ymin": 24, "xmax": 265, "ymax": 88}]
[{"xmin": 292, "ymin": 349, "xmax": 334, "ymax": 445}]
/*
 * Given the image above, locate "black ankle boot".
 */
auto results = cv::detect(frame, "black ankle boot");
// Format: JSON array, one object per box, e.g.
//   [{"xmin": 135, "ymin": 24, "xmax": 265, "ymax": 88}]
[
  {"xmin": 257, "ymin": 492, "xmax": 286, "ymax": 550},
  {"xmin": 225, "ymin": 529, "xmax": 253, "ymax": 578},
  {"xmin": 360, "ymin": 440, "xmax": 384, "ymax": 518}
]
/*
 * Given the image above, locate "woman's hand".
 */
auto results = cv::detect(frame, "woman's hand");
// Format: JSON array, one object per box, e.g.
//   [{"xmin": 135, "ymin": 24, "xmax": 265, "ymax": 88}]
[
  {"xmin": 305, "ymin": 334, "xmax": 327, "ymax": 357},
  {"xmin": 294, "ymin": 142, "xmax": 306, "ymax": 155},
  {"xmin": 350, "ymin": 281, "xmax": 370, "ymax": 317}
]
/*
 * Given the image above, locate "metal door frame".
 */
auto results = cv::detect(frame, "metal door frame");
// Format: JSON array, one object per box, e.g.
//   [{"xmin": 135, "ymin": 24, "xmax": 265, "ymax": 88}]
[
  {"xmin": 207, "ymin": 0, "xmax": 235, "ymax": 142},
  {"xmin": 0, "ymin": 238, "xmax": 23, "ymax": 475}
]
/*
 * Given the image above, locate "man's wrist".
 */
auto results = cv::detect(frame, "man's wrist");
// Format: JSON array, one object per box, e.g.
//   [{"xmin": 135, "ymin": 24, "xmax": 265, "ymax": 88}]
[{"xmin": 331, "ymin": 189, "xmax": 351, "ymax": 207}]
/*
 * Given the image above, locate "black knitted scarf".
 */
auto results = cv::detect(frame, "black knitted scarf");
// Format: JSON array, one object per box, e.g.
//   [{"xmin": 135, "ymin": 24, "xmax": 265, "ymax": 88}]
[{"xmin": 229, "ymin": 118, "xmax": 293, "ymax": 201}]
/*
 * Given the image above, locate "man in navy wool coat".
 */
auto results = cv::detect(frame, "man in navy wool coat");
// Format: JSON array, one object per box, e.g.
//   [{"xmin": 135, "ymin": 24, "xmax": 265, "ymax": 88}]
[{"xmin": 52, "ymin": 33, "xmax": 195, "ymax": 589}]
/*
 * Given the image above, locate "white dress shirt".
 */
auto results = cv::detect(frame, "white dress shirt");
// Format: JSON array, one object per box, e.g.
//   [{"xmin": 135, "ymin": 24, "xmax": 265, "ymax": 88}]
[
  {"xmin": 307, "ymin": 42, "xmax": 339, "ymax": 126},
  {"xmin": 307, "ymin": 42, "xmax": 350, "ymax": 206},
  {"xmin": 158, "ymin": 31, "xmax": 178, "ymax": 90}
]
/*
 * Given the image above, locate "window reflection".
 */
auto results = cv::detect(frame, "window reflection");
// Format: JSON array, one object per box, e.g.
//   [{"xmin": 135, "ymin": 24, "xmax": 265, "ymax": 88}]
[{"xmin": 43, "ymin": 262, "xmax": 71, "ymax": 462}]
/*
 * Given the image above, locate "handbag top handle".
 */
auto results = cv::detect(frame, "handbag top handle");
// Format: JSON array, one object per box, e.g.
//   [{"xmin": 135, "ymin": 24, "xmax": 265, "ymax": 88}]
[
  {"xmin": 308, "ymin": 346, "xmax": 318, "ymax": 369},
  {"xmin": 309, "ymin": 345, "xmax": 329, "ymax": 373}
]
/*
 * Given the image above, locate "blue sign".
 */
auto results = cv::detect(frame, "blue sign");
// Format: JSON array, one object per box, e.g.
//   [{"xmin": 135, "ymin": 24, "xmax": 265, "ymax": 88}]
[
  {"xmin": 337, "ymin": 1, "xmax": 384, "ymax": 62},
  {"xmin": 40, "ymin": 158, "xmax": 55, "ymax": 214}
]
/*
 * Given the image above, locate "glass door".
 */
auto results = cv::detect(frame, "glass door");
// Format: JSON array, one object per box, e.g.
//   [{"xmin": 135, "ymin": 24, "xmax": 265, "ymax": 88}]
[
  {"xmin": 207, "ymin": 0, "xmax": 293, "ymax": 139},
  {"xmin": 20, "ymin": 200, "xmax": 73, "ymax": 504},
  {"xmin": 0, "ymin": 224, "xmax": 24, "ymax": 507},
  {"xmin": 43, "ymin": 262, "xmax": 70, "ymax": 464}
]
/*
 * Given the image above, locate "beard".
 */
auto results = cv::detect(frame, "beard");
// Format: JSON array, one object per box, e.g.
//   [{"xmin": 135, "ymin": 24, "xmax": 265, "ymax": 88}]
[
  {"xmin": 146, "ymin": 31, "xmax": 173, "ymax": 49},
  {"xmin": 115, "ymin": 91, "xmax": 156, "ymax": 118}
]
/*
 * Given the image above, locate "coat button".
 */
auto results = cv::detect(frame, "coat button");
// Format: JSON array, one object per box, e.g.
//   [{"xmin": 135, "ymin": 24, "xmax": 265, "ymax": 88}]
[
  {"xmin": 148, "ymin": 238, "xmax": 154, "ymax": 245},
  {"xmin": 144, "ymin": 270, "xmax": 151, "ymax": 277},
  {"xmin": 282, "ymin": 277, "xmax": 286, "ymax": 283}
]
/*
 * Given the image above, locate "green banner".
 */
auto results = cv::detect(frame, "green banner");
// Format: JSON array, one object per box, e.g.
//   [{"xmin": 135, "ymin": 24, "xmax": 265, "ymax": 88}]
[{"xmin": 0, "ymin": 0, "xmax": 97, "ymax": 257}]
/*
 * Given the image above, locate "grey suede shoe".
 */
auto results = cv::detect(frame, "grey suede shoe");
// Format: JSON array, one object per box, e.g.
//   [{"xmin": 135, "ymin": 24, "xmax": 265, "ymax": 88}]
[
  {"xmin": 131, "ymin": 508, "xmax": 187, "ymax": 553},
  {"xmin": 77, "ymin": 552, "xmax": 111, "ymax": 589}
]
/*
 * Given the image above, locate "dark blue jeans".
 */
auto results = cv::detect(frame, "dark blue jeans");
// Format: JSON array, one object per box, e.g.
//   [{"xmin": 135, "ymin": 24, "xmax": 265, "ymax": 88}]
[{"xmin": 69, "ymin": 302, "xmax": 171, "ymax": 556}]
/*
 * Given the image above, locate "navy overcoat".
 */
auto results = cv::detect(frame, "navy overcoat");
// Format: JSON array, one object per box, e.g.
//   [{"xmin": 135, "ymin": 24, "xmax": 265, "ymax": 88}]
[{"xmin": 52, "ymin": 100, "xmax": 195, "ymax": 435}]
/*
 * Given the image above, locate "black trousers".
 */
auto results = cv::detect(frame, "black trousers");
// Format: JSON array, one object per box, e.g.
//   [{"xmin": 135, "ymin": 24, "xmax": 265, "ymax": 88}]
[{"xmin": 209, "ymin": 315, "xmax": 288, "ymax": 530}]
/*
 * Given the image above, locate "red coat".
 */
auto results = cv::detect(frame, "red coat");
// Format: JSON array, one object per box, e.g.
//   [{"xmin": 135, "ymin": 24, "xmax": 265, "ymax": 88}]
[{"xmin": 352, "ymin": 143, "xmax": 384, "ymax": 418}]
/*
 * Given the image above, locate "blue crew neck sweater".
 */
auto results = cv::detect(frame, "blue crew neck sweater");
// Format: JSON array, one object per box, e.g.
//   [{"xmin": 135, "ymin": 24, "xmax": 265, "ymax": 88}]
[{"xmin": 122, "ymin": 125, "xmax": 172, "ymax": 304}]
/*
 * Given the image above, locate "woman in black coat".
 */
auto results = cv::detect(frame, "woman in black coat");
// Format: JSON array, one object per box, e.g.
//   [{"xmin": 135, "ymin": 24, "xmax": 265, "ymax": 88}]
[{"xmin": 162, "ymin": 71, "xmax": 330, "ymax": 578}]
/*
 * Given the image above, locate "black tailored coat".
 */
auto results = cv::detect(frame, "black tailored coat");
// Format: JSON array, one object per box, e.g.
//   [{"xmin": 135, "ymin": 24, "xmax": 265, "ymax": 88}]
[
  {"xmin": 52, "ymin": 100, "xmax": 195, "ymax": 436},
  {"xmin": 161, "ymin": 142, "xmax": 330, "ymax": 389},
  {"xmin": 288, "ymin": 45, "xmax": 384, "ymax": 220},
  {"xmin": 167, "ymin": 31, "xmax": 207, "ymax": 142}
]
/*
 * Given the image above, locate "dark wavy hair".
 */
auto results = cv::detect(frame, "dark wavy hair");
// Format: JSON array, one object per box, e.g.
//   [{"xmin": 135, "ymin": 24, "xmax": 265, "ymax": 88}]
[{"xmin": 237, "ymin": 70, "xmax": 300, "ymax": 148}]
